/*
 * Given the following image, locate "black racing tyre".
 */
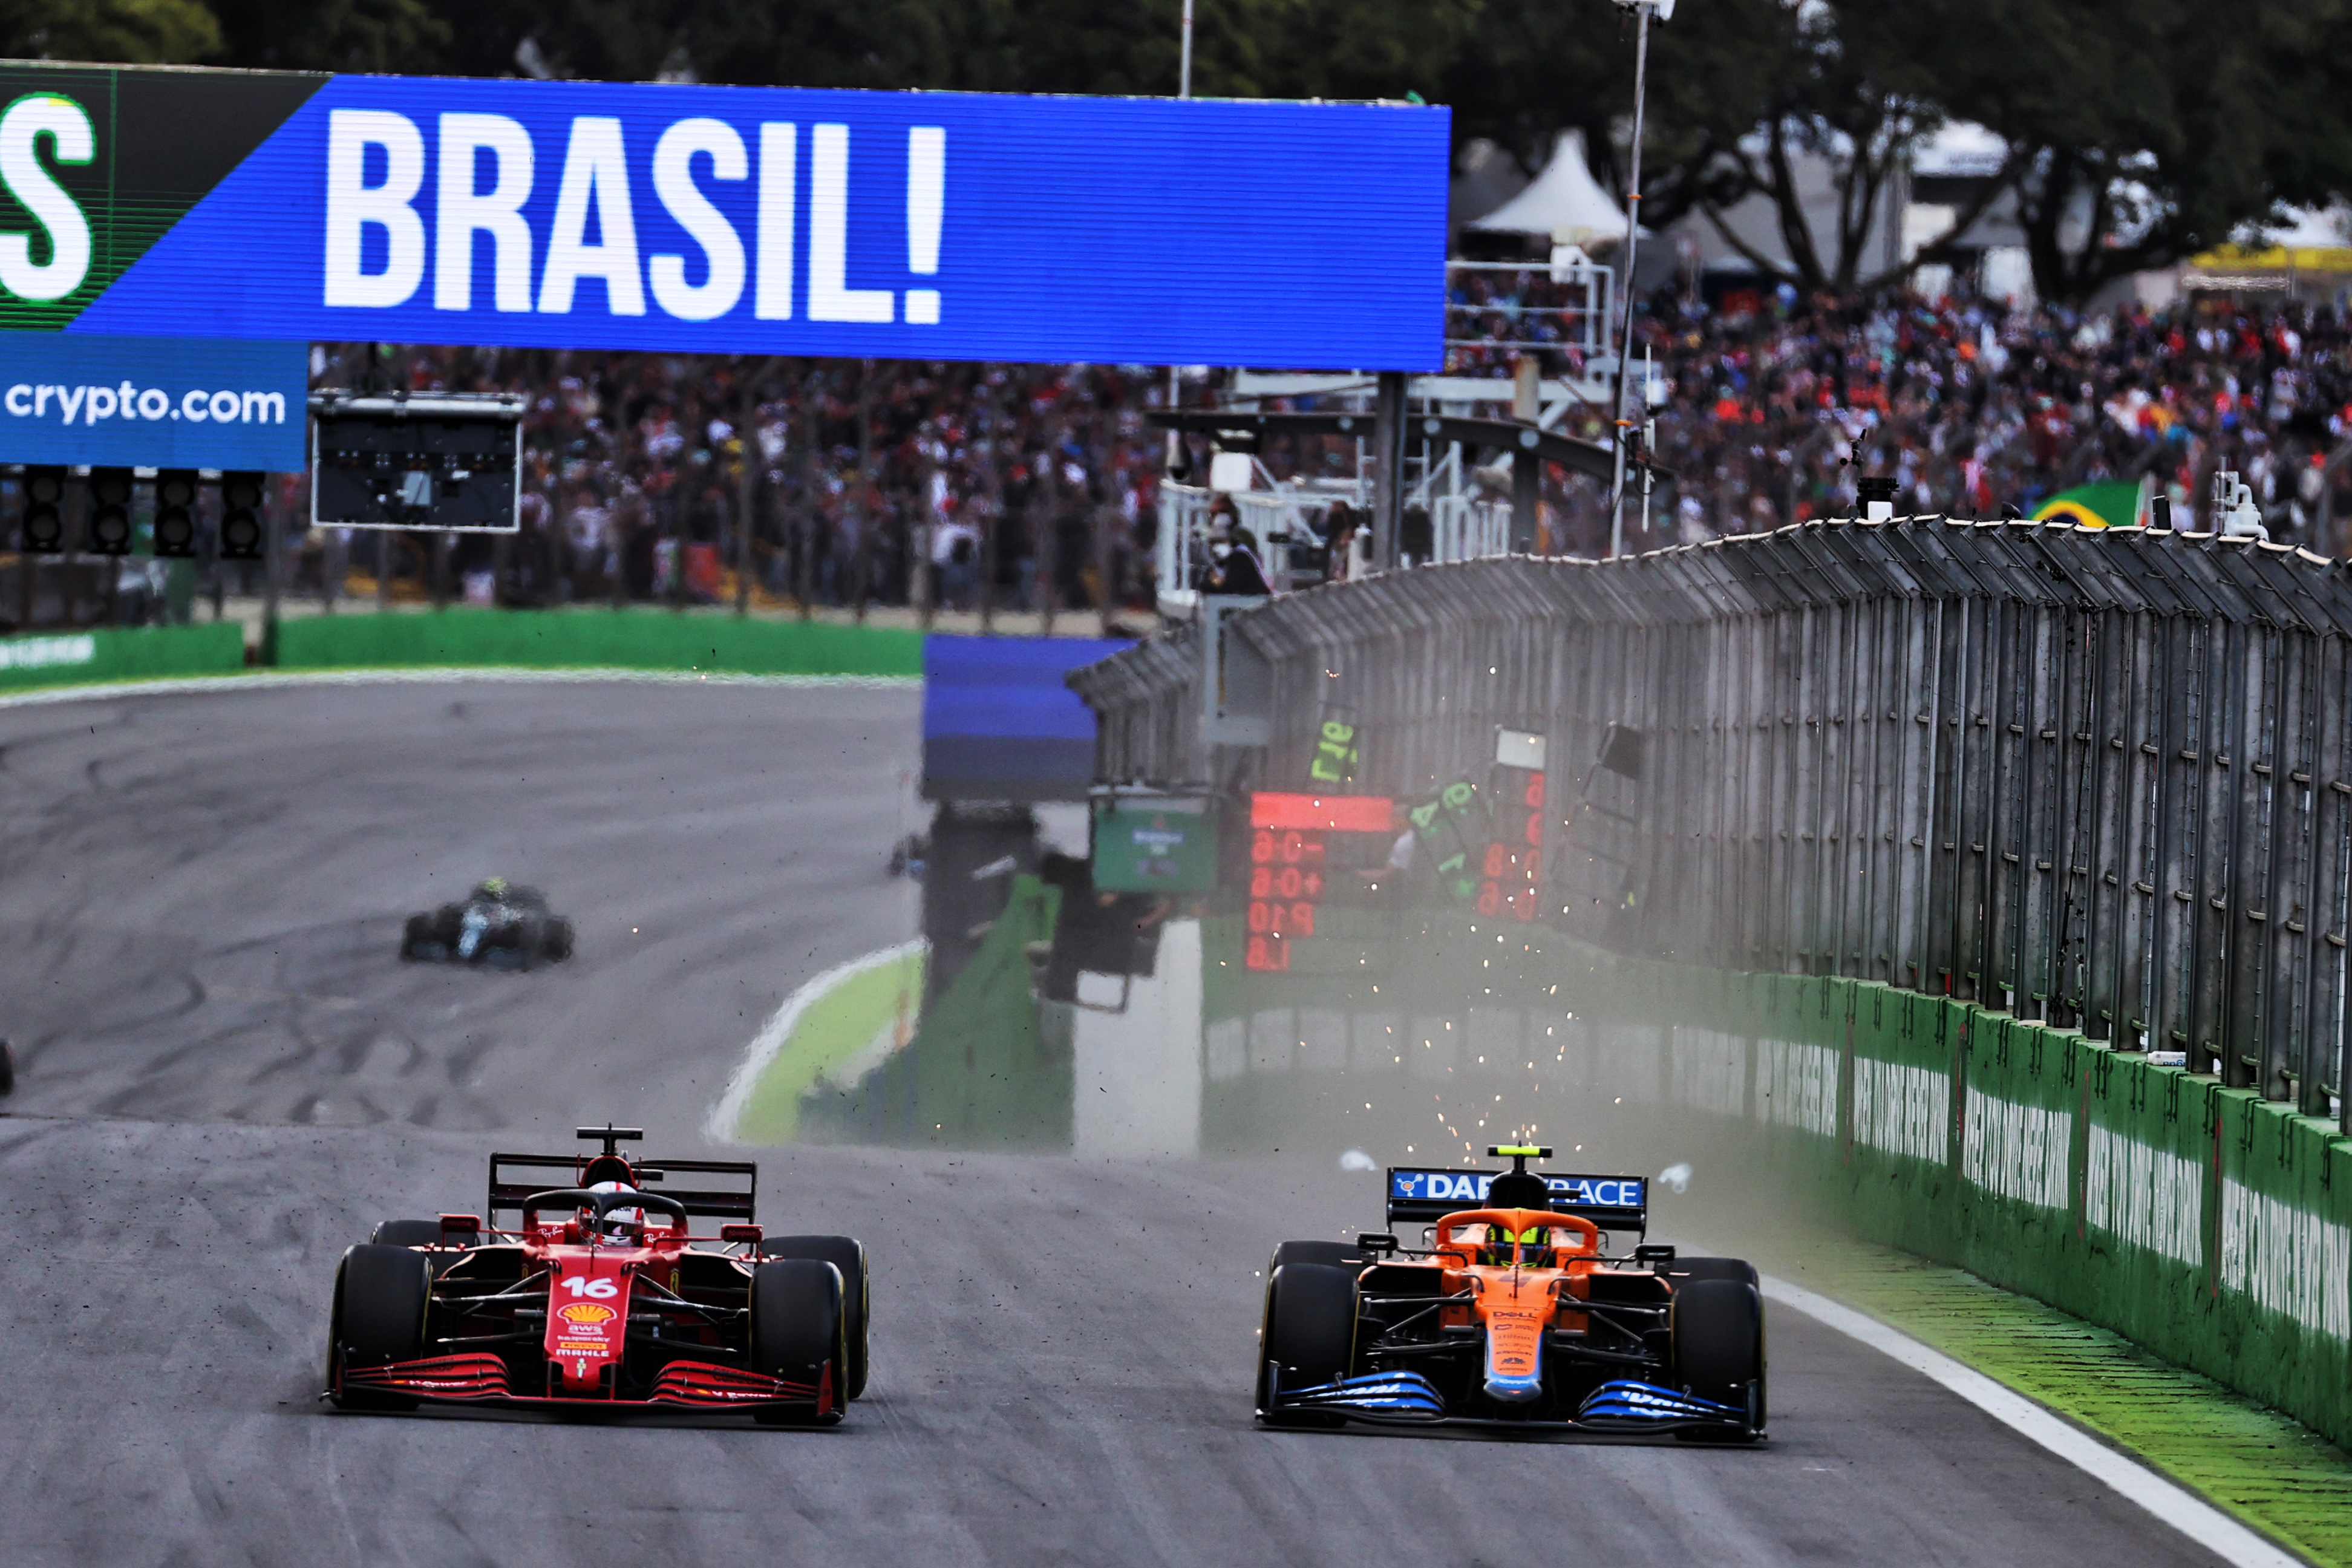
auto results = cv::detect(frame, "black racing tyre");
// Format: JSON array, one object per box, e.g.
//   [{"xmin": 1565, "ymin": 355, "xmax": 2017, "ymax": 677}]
[
  {"xmin": 765, "ymin": 1236, "xmax": 869, "ymax": 1399},
  {"xmin": 1671, "ymin": 1278, "xmax": 1766, "ymax": 1440},
  {"xmin": 0, "ymin": 1039, "xmax": 14, "ymax": 1096},
  {"xmin": 400, "ymin": 914, "xmax": 432, "ymax": 959},
  {"xmin": 329, "ymin": 1243, "xmax": 431, "ymax": 1411},
  {"xmin": 748, "ymin": 1258, "xmax": 846, "ymax": 1425},
  {"xmin": 1258, "ymin": 1262, "xmax": 1357, "ymax": 1422},
  {"xmin": 370, "ymin": 1218, "xmax": 445, "ymax": 1247},
  {"xmin": 1269, "ymin": 1241, "xmax": 1361, "ymax": 1273},
  {"xmin": 544, "ymin": 917, "xmax": 575, "ymax": 961}
]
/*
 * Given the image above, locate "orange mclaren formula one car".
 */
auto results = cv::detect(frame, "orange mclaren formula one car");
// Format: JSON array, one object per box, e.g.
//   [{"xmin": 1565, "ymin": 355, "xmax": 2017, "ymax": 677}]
[
  {"xmin": 1256, "ymin": 1146, "xmax": 1764, "ymax": 1439},
  {"xmin": 326, "ymin": 1125, "xmax": 867, "ymax": 1423}
]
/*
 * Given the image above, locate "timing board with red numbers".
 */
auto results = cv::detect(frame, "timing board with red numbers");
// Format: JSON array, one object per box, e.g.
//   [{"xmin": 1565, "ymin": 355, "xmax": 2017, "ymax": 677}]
[{"xmin": 1244, "ymin": 792, "xmax": 1392, "ymax": 972}]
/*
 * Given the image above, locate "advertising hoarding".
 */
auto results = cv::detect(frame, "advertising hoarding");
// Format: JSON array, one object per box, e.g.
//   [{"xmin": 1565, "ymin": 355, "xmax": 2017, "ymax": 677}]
[
  {"xmin": 0, "ymin": 65, "xmax": 1446, "ymax": 370},
  {"xmin": 1092, "ymin": 794, "xmax": 1218, "ymax": 893},
  {"xmin": 0, "ymin": 331, "xmax": 305, "ymax": 468}
]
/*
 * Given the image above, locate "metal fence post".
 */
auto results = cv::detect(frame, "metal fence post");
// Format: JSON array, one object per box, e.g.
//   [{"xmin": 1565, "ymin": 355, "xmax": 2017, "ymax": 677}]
[{"xmin": 1372, "ymin": 371, "xmax": 1406, "ymax": 575}]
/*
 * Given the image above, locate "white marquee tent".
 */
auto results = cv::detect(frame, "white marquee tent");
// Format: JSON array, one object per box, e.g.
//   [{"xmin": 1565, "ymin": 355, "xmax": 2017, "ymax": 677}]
[{"xmin": 1467, "ymin": 131, "xmax": 1635, "ymax": 246}]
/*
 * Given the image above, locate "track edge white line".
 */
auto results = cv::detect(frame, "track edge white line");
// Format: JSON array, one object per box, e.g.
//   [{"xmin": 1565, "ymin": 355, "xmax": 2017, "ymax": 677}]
[{"xmin": 0, "ymin": 665, "xmax": 919, "ymax": 711}]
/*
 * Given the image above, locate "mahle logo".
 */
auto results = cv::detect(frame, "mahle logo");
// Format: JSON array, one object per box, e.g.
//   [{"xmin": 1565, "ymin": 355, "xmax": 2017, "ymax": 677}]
[{"xmin": 0, "ymin": 94, "xmax": 90, "ymax": 302}]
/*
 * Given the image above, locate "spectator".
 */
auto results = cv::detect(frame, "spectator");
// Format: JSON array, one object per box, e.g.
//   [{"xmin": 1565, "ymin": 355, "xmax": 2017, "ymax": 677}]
[
  {"xmin": 1203, "ymin": 515, "xmax": 1271, "ymax": 596},
  {"xmin": 311, "ymin": 286, "xmax": 2352, "ymax": 618}
]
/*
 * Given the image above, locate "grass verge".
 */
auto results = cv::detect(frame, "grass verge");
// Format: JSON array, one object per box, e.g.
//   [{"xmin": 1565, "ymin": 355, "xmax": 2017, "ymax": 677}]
[
  {"xmin": 730, "ymin": 946, "xmax": 926, "ymax": 1146},
  {"xmin": 1764, "ymin": 1232, "xmax": 2352, "ymax": 1567}
]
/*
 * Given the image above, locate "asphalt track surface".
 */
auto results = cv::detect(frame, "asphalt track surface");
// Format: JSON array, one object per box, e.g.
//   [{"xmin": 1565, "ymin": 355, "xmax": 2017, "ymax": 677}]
[{"xmin": 0, "ymin": 680, "xmax": 2233, "ymax": 1567}]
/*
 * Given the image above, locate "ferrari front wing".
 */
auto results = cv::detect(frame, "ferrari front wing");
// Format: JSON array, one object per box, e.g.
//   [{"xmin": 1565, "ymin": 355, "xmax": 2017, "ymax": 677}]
[{"xmin": 338, "ymin": 1353, "xmax": 836, "ymax": 1416}]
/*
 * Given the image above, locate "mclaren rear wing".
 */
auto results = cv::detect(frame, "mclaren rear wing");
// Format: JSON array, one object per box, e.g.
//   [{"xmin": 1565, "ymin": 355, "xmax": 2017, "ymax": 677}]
[
  {"xmin": 487, "ymin": 1152, "xmax": 758, "ymax": 1227},
  {"xmin": 1385, "ymin": 1168, "xmax": 1647, "ymax": 1235}
]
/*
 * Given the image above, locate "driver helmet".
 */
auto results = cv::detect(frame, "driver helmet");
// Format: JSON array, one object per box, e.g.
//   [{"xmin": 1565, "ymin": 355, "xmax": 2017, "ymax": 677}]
[
  {"xmin": 1484, "ymin": 1223, "xmax": 1548, "ymax": 1267},
  {"xmin": 479, "ymin": 876, "xmax": 510, "ymax": 901},
  {"xmin": 587, "ymin": 1179, "xmax": 644, "ymax": 1244}
]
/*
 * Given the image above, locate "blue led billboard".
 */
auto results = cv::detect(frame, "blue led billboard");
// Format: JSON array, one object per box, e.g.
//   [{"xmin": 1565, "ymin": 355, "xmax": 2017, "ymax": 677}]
[{"xmin": 0, "ymin": 66, "xmax": 1447, "ymax": 370}]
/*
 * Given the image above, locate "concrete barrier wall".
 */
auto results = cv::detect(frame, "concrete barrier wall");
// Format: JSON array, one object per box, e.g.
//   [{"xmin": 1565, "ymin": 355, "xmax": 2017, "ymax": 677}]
[
  {"xmin": 0, "ymin": 623, "xmax": 244, "ymax": 693},
  {"xmin": 275, "ymin": 607, "xmax": 923, "ymax": 678},
  {"xmin": 1609, "ymin": 959, "xmax": 2352, "ymax": 1451}
]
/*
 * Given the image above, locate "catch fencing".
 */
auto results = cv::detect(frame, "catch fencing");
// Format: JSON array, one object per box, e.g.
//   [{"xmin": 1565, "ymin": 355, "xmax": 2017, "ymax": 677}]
[{"xmin": 1069, "ymin": 517, "xmax": 2352, "ymax": 1132}]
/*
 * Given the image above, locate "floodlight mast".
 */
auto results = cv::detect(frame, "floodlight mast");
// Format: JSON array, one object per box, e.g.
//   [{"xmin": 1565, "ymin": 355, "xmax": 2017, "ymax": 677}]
[
  {"xmin": 1607, "ymin": 0, "xmax": 1671, "ymax": 559},
  {"xmin": 1180, "ymin": 0, "xmax": 1194, "ymax": 97}
]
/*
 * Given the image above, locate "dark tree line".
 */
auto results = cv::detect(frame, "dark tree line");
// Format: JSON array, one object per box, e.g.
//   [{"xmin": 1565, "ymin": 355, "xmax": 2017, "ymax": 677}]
[{"xmin": 19, "ymin": 0, "xmax": 2352, "ymax": 304}]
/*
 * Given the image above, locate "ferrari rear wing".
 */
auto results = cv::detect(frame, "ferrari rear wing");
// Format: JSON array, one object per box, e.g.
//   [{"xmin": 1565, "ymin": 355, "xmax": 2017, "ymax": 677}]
[
  {"xmin": 1385, "ymin": 1168, "xmax": 1647, "ymax": 1234},
  {"xmin": 487, "ymin": 1152, "xmax": 758, "ymax": 1227}
]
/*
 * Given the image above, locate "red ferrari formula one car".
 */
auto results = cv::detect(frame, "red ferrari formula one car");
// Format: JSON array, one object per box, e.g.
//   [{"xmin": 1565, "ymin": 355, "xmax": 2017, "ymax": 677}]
[
  {"xmin": 1256, "ymin": 1145, "xmax": 1765, "ymax": 1440},
  {"xmin": 327, "ymin": 1125, "xmax": 867, "ymax": 1423}
]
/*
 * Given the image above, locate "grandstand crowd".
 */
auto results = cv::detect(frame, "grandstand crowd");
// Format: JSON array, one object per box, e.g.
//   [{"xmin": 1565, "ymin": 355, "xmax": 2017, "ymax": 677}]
[{"xmin": 330, "ymin": 286, "xmax": 2352, "ymax": 613}]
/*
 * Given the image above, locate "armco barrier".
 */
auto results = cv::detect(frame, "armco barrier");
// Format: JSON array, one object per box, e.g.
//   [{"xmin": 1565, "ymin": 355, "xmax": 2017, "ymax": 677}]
[
  {"xmin": 0, "ymin": 623, "xmax": 244, "ymax": 693},
  {"xmin": 273, "ymin": 607, "xmax": 924, "ymax": 678}
]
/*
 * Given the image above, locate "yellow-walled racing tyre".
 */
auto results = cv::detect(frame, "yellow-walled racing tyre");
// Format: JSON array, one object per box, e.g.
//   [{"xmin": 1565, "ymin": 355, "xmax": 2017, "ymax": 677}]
[
  {"xmin": 328, "ymin": 1244, "xmax": 431, "ymax": 1412},
  {"xmin": 1258, "ymin": 1262, "xmax": 1358, "ymax": 1426},
  {"xmin": 1671, "ymin": 1276, "xmax": 1766, "ymax": 1442},
  {"xmin": 748, "ymin": 1258, "xmax": 846, "ymax": 1426},
  {"xmin": 764, "ymin": 1235, "xmax": 869, "ymax": 1399}
]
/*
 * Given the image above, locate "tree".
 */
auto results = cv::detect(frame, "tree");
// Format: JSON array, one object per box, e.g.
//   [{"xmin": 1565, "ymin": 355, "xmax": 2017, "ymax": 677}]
[
  {"xmin": 207, "ymin": 0, "xmax": 447, "ymax": 73},
  {"xmin": 1436, "ymin": 0, "xmax": 1630, "ymax": 186},
  {"xmin": 0, "ymin": 0, "xmax": 221, "ymax": 63},
  {"xmin": 1630, "ymin": 0, "xmax": 2018, "ymax": 293},
  {"xmin": 1935, "ymin": 0, "xmax": 2352, "ymax": 303}
]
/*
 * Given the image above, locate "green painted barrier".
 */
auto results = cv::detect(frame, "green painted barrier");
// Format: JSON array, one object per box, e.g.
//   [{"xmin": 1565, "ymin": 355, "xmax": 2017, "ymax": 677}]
[
  {"xmin": 1665, "ymin": 964, "xmax": 2352, "ymax": 1454},
  {"xmin": 0, "ymin": 622, "xmax": 244, "ymax": 693},
  {"xmin": 273, "ymin": 606, "xmax": 923, "ymax": 678},
  {"xmin": 800, "ymin": 874, "xmax": 1068, "ymax": 1149}
]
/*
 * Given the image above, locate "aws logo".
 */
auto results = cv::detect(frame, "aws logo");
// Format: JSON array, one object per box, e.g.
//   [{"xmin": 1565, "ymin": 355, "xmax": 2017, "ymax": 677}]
[{"xmin": 0, "ymin": 93, "xmax": 93, "ymax": 302}]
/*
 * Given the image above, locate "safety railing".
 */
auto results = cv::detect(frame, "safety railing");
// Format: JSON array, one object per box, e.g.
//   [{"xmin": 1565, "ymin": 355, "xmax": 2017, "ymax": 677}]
[
  {"xmin": 1443, "ymin": 257, "xmax": 1613, "ymax": 377},
  {"xmin": 1155, "ymin": 446, "xmax": 1524, "ymax": 614},
  {"xmin": 1154, "ymin": 477, "xmax": 1370, "ymax": 615}
]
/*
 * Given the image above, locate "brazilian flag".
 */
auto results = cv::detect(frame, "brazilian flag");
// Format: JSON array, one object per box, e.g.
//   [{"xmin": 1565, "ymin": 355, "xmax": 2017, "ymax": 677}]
[{"xmin": 2032, "ymin": 475, "xmax": 2154, "ymax": 529}]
